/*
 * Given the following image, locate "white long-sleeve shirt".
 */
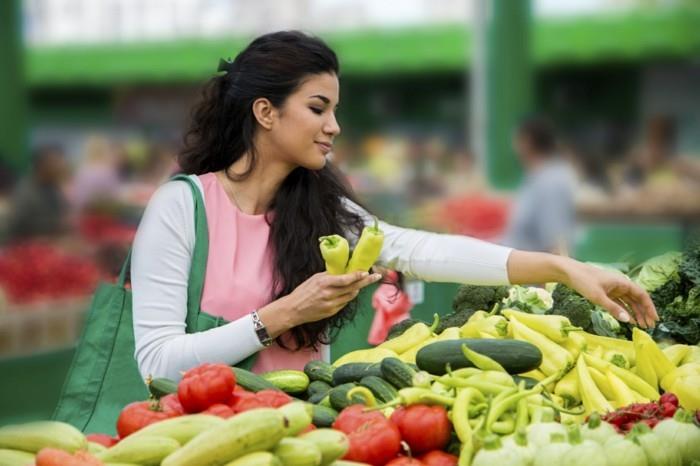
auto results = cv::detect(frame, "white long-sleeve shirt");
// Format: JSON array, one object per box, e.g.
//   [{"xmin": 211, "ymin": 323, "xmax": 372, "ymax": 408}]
[{"xmin": 131, "ymin": 175, "xmax": 513, "ymax": 380}]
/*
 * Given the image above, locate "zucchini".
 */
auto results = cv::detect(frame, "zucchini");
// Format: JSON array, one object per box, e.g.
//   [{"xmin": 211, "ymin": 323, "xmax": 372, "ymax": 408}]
[
  {"xmin": 304, "ymin": 360, "xmax": 335, "ymax": 385},
  {"xmin": 262, "ymin": 370, "xmax": 310, "ymax": 395},
  {"xmin": 328, "ymin": 383, "xmax": 364, "ymax": 411},
  {"xmin": 416, "ymin": 338, "xmax": 543, "ymax": 375},
  {"xmin": 148, "ymin": 377, "xmax": 178, "ymax": 399},
  {"xmin": 311, "ymin": 405, "xmax": 338, "ymax": 428},
  {"xmin": 273, "ymin": 438, "xmax": 322, "ymax": 466},
  {"xmin": 96, "ymin": 435, "xmax": 180, "ymax": 465},
  {"xmin": 226, "ymin": 451, "xmax": 282, "ymax": 466},
  {"xmin": 299, "ymin": 428, "xmax": 350, "ymax": 466},
  {"xmin": 161, "ymin": 408, "xmax": 285, "ymax": 466},
  {"xmin": 232, "ymin": 366, "xmax": 278, "ymax": 392},
  {"xmin": 308, "ymin": 380, "xmax": 333, "ymax": 397},
  {"xmin": 359, "ymin": 376, "xmax": 399, "ymax": 404},
  {"xmin": 278, "ymin": 402, "xmax": 313, "ymax": 436},
  {"xmin": 129, "ymin": 414, "xmax": 224, "ymax": 445},
  {"xmin": 0, "ymin": 449, "xmax": 35, "ymax": 465},
  {"xmin": 331, "ymin": 363, "xmax": 382, "ymax": 385},
  {"xmin": 380, "ymin": 357, "xmax": 417, "ymax": 389},
  {"xmin": 0, "ymin": 421, "xmax": 87, "ymax": 453}
]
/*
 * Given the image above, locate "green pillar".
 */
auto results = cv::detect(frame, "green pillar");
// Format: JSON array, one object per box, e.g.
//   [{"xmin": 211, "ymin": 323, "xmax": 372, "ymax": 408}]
[
  {"xmin": 0, "ymin": 0, "xmax": 28, "ymax": 172},
  {"xmin": 472, "ymin": 0, "xmax": 533, "ymax": 190}
]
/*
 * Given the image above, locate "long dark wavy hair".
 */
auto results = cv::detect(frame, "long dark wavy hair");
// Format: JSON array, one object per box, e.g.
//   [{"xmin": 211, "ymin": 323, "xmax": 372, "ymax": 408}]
[{"xmin": 179, "ymin": 31, "xmax": 366, "ymax": 350}]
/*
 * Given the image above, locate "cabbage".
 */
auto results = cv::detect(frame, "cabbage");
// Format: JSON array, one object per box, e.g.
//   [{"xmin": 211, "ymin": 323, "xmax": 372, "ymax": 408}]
[
  {"xmin": 503, "ymin": 286, "xmax": 553, "ymax": 315},
  {"xmin": 634, "ymin": 252, "xmax": 682, "ymax": 292}
]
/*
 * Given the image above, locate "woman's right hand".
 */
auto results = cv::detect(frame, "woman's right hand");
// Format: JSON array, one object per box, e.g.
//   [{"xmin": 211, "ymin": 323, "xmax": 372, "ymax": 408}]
[{"xmin": 285, "ymin": 271, "xmax": 383, "ymax": 325}]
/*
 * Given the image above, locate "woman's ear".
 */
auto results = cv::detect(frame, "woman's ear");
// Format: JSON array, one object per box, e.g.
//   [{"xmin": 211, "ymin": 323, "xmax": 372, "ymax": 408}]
[{"xmin": 252, "ymin": 97, "xmax": 276, "ymax": 130}]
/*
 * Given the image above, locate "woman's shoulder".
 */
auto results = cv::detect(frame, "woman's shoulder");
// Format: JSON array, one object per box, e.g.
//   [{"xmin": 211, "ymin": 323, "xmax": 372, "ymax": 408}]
[{"xmin": 144, "ymin": 174, "xmax": 201, "ymax": 216}]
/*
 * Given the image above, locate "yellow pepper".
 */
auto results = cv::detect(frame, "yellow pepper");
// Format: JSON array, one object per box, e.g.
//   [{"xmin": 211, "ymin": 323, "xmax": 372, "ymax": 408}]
[
  {"xmin": 332, "ymin": 347, "xmax": 398, "ymax": 366},
  {"xmin": 583, "ymin": 353, "xmax": 659, "ymax": 400},
  {"xmin": 509, "ymin": 317, "xmax": 573, "ymax": 376},
  {"xmin": 398, "ymin": 336, "xmax": 436, "ymax": 364},
  {"xmin": 501, "ymin": 309, "xmax": 581, "ymax": 343},
  {"xmin": 561, "ymin": 331, "xmax": 587, "ymax": 360},
  {"xmin": 588, "ymin": 366, "xmax": 616, "ymax": 401},
  {"xmin": 554, "ymin": 367, "xmax": 580, "ymax": 404},
  {"xmin": 660, "ymin": 362, "xmax": 700, "ymax": 392},
  {"xmin": 437, "ymin": 327, "xmax": 461, "ymax": 341},
  {"xmin": 345, "ymin": 217, "xmax": 384, "ymax": 273},
  {"xmin": 580, "ymin": 332, "xmax": 636, "ymax": 366},
  {"xmin": 460, "ymin": 312, "xmax": 507, "ymax": 338},
  {"xmin": 662, "ymin": 344, "xmax": 690, "ymax": 366},
  {"xmin": 668, "ymin": 375, "xmax": 700, "ymax": 411},
  {"xmin": 606, "ymin": 369, "xmax": 636, "ymax": 408},
  {"xmin": 681, "ymin": 345, "xmax": 700, "ymax": 365},
  {"xmin": 632, "ymin": 327, "xmax": 674, "ymax": 380},
  {"xmin": 633, "ymin": 340, "xmax": 659, "ymax": 389},
  {"xmin": 378, "ymin": 314, "xmax": 439, "ymax": 354},
  {"xmin": 576, "ymin": 355, "xmax": 613, "ymax": 415}
]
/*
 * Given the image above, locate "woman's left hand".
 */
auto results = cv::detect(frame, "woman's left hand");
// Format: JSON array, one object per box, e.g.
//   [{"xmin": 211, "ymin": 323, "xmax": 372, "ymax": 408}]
[{"xmin": 565, "ymin": 261, "xmax": 658, "ymax": 328}]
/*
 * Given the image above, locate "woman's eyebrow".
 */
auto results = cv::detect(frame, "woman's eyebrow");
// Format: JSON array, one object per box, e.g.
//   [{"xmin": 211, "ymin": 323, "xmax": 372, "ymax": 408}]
[{"xmin": 309, "ymin": 94, "xmax": 330, "ymax": 103}]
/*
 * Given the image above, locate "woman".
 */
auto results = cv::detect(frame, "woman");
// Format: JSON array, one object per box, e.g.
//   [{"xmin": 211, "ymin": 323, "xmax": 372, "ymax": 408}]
[{"xmin": 131, "ymin": 31, "xmax": 657, "ymax": 381}]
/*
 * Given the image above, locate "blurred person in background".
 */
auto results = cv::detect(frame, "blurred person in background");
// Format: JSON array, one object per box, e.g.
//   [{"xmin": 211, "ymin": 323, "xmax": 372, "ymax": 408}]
[
  {"xmin": 130, "ymin": 31, "xmax": 656, "ymax": 381},
  {"xmin": 502, "ymin": 116, "xmax": 577, "ymax": 255},
  {"xmin": 70, "ymin": 135, "xmax": 121, "ymax": 212},
  {"xmin": 7, "ymin": 144, "xmax": 72, "ymax": 242}
]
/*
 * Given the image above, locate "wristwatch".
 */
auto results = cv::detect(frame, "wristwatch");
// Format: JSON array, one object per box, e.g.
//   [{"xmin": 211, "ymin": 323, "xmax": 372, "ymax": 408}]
[{"xmin": 251, "ymin": 310, "xmax": 273, "ymax": 347}]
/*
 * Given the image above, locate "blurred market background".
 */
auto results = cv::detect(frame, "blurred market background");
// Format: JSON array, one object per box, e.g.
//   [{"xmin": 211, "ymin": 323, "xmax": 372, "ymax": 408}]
[{"xmin": 1, "ymin": 0, "xmax": 699, "ymax": 424}]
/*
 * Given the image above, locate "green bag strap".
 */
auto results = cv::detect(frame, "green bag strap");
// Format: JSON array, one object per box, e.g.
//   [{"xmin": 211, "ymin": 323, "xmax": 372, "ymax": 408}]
[{"xmin": 115, "ymin": 174, "xmax": 209, "ymax": 332}]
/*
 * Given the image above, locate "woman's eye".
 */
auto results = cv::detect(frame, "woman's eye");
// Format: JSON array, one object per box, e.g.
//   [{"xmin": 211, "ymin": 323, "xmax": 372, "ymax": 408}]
[{"xmin": 310, "ymin": 107, "xmax": 323, "ymax": 115}]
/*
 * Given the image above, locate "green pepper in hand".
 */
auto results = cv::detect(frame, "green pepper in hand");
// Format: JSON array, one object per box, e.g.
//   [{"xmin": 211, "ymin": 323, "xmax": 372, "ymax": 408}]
[
  {"xmin": 319, "ymin": 235, "xmax": 350, "ymax": 275},
  {"xmin": 346, "ymin": 217, "xmax": 384, "ymax": 273}
]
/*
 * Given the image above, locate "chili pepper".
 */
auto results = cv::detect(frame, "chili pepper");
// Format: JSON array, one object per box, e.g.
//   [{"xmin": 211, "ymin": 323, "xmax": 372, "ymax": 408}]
[
  {"xmin": 438, "ymin": 376, "xmax": 512, "ymax": 395},
  {"xmin": 580, "ymin": 332, "xmax": 636, "ymax": 366},
  {"xmin": 583, "ymin": 353, "xmax": 659, "ymax": 400},
  {"xmin": 634, "ymin": 339, "xmax": 659, "ymax": 388},
  {"xmin": 347, "ymin": 386, "xmax": 378, "ymax": 407},
  {"xmin": 446, "ymin": 367, "xmax": 482, "ymax": 379},
  {"xmin": 509, "ymin": 316, "xmax": 573, "ymax": 377},
  {"xmin": 587, "ymin": 366, "xmax": 616, "ymax": 400},
  {"xmin": 374, "ymin": 388, "xmax": 456, "ymax": 411},
  {"xmin": 605, "ymin": 369, "xmax": 636, "ymax": 408},
  {"xmin": 632, "ymin": 327, "xmax": 674, "ymax": 380},
  {"xmin": 576, "ymin": 354, "xmax": 613, "ymax": 415},
  {"xmin": 391, "ymin": 404, "xmax": 452, "ymax": 454},
  {"xmin": 561, "ymin": 331, "xmax": 587, "ymax": 359},
  {"xmin": 461, "ymin": 344, "xmax": 506, "ymax": 373},
  {"xmin": 515, "ymin": 394, "xmax": 529, "ymax": 431},
  {"xmin": 400, "ymin": 336, "xmax": 437, "ymax": 364},
  {"xmin": 333, "ymin": 404, "xmax": 402, "ymax": 466},
  {"xmin": 460, "ymin": 314, "xmax": 508, "ymax": 339},
  {"xmin": 381, "ymin": 314, "xmax": 440, "ymax": 354},
  {"xmin": 437, "ymin": 327, "xmax": 462, "ymax": 340},
  {"xmin": 465, "ymin": 371, "xmax": 515, "ymax": 386},
  {"xmin": 346, "ymin": 216, "xmax": 384, "ymax": 273},
  {"xmin": 501, "ymin": 309, "xmax": 581, "ymax": 343},
  {"xmin": 452, "ymin": 388, "xmax": 483, "ymax": 444},
  {"xmin": 177, "ymin": 363, "xmax": 236, "ymax": 413},
  {"xmin": 486, "ymin": 383, "xmax": 542, "ymax": 432},
  {"xmin": 319, "ymin": 235, "xmax": 350, "ymax": 275},
  {"xmin": 489, "ymin": 416, "xmax": 515, "ymax": 435}
]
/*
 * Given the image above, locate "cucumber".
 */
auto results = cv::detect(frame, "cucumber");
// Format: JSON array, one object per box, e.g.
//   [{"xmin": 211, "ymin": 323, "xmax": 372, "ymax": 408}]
[
  {"xmin": 511, "ymin": 375, "xmax": 539, "ymax": 390},
  {"xmin": 225, "ymin": 451, "xmax": 282, "ymax": 466},
  {"xmin": 311, "ymin": 405, "xmax": 338, "ymax": 428},
  {"xmin": 308, "ymin": 380, "xmax": 333, "ymax": 397},
  {"xmin": 148, "ymin": 377, "xmax": 178, "ymax": 399},
  {"xmin": 161, "ymin": 408, "xmax": 286, "ymax": 466},
  {"xmin": 299, "ymin": 429, "xmax": 349, "ymax": 466},
  {"xmin": 0, "ymin": 421, "xmax": 87, "ymax": 453},
  {"xmin": 380, "ymin": 357, "xmax": 417, "ymax": 389},
  {"xmin": 232, "ymin": 366, "xmax": 278, "ymax": 392},
  {"xmin": 415, "ymin": 339, "xmax": 543, "ymax": 375},
  {"xmin": 97, "ymin": 435, "xmax": 180, "ymax": 466},
  {"xmin": 308, "ymin": 391, "xmax": 328, "ymax": 404},
  {"xmin": 359, "ymin": 376, "xmax": 399, "ymax": 404},
  {"xmin": 278, "ymin": 402, "xmax": 313, "ymax": 436},
  {"xmin": 331, "ymin": 363, "xmax": 382, "ymax": 385},
  {"xmin": 129, "ymin": 414, "xmax": 224, "ymax": 445},
  {"xmin": 328, "ymin": 383, "xmax": 364, "ymax": 411},
  {"xmin": 304, "ymin": 360, "xmax": 335, "ymax": 385},
  {"xmin": 0, "ymin": 448, "xmax": 35, "ymax": 465},
  {"xmin": 272, "ymin": 438, "xmax": 322, "ymax": 466},
  {"xmin": 262, "ymin": 370, "xmax": 310, "ymax": 395}
]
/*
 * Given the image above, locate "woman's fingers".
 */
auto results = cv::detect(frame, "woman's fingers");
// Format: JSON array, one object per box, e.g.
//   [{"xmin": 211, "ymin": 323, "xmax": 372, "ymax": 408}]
[
  {"xmin": 598, "ymin": 295, "xmax": 633, "ymax": 325},
  {"xmin": 329, "ymin": 272, "xmax": 382, "ymax": 294}
]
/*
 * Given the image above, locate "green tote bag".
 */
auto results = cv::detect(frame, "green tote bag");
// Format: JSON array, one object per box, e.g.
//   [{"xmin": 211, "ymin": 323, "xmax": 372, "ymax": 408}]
[{"xmin": 53, "ymin": 174, "xmax": 256, "ymax": 435}]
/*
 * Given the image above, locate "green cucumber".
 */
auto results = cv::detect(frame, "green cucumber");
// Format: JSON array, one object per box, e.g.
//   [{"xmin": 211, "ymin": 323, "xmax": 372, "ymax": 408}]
[
  {"xmin": 415, "ymin": 338, "xmax": 543, "ymax": 375},
  {"xmin": 380, "ymin": 357, "xmax": 417, "ymax": 389},
  {"xmin": 331, "ymin": 363, "xmax": 382, "ymax": 385},
  {"xmin": 148, "ymin": 377, "xmax": 178, "ymax": 399},
  {"xmin": 311, "ymin": 405, "xmax": 339, "ymax": 428},
  {"xmin": 328, "ymin": 383, "xmax": 364, "ymax": 411},
  {"xmin": 308, "ymin": 380, "xmax": 333, "ymax": 397},
  {"xmin": 231, "ymin": 367, "xmax": 278, "ymax": 392},
  {"xmin": 262, "ymin": 370, "xmax": 310, "ymax": 395},
  {"xmin": 511, "ymin": 375, "xmax": 539, "ymax": 389},
  {"xmin": 359, "ymin": 376, "xmax": 399, "ymax": 404},
  {"xmin": 304, "ymin": 360, "xmax": 335, "ymax": 385}
]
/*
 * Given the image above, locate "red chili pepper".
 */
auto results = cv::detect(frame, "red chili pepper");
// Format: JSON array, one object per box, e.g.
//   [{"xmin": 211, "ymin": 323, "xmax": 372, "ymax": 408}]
[
  {"xmin": 418, "ymin": 451, "xmax": 459, "ymax": 466},
  {"xmin": 390, "ymin": 405, "xmax": 452, "ymax": 454},
  {"xmin": 116, "ymin": 399, "xmax": 176, "ymax": 438},
  {"xmin": 333, "ymin": 405, "xmax": 402, "ymax": 466},
  {"xmin": 386, "ymin": 457, "xmax": 425, "ymax": 466},
  {"xmin": 177, "ymin": 363, "xmax": 236, "ymax": 413},
  {"xmin": 203, "ymin": 403, "xmax": 236, "ymax": 418}
]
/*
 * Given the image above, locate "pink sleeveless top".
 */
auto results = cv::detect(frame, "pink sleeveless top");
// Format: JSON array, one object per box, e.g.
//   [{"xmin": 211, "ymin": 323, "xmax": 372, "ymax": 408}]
[{"xmin": 197, "ymin": 173, "xmax": 321, "ymax": 373}]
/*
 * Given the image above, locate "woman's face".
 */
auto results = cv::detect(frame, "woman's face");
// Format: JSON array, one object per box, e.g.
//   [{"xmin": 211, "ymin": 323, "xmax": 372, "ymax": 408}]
[{"xmin": 268, "ymin": 72, "xmax": 341, "ymax": 170}]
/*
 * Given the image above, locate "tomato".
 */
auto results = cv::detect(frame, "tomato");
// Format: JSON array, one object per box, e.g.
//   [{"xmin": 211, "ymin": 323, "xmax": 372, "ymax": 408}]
[
  {"xmin": 233, "ymin": 389, "xmax": 292, "ymax": 412},
  {"xmin": 116, "ymin": 399, "xmax": 175, "ymax": 438},
  {"xmin": 386, "ymin": 457, "xmax": 425, "ymax": 466},
  {"xmin": 35, "ymin": 448, "xmax": 103, "ymax": 466},
  {"xmin": 86, "ymin": 433, "xmax": 119, "ymax": 447},
  {"xmin": 159, "ymin": 393, "xmax": 185, "ymax": 416},
  {"xmin": 177, "ymin": 363, "xmax": 236, "ymax": 413},
  {"xmin": 334, "ymin": 405, "xmax": 401, "ymax": 466},
  {"xmin": 419, "ymin": 450, "xmax": 459, "ymax": 466},
  {"xmin": 332, "ymin": 404, "xmax": 386, "ymax": 433},
  {"xmin": 203, "ymin": 403, "xmax": 236, "ymax": 418},
  {"xmin": 391, "ymin": 405, "xmax": 451, "ymax": 454}
]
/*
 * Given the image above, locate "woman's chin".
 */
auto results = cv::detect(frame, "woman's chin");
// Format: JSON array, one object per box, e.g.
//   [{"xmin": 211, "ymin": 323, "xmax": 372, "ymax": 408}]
[{"xmin": 302, "ymin": 155, "xmax": 328, "ymax": 171}]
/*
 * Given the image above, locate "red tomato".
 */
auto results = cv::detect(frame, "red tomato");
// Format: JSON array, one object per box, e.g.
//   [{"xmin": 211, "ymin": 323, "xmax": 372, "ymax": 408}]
[
  {"xmin": 86, "ymin": 433, "xmax": 119, "ymax": 447},
  {"xmin": 419, "ymin": 451, "xmax": 459, "ymax": 466},
  {"xmin": 391, "ymin": 405, "xmax": 451, "ymax": 454},
  {"xmin": 332, "ymin": 404, "xmax": 386, "ymax": 433},
  {"xmin": 35, "ymin": 448, "xmax": 104, "ymax": 466},
  {"xmin": 386, "ymin": 457, "xmax": 425, "ymax": 466},
  {"xmin": 204, "ymin": 403, "xmax": 236, "ymax": 418},
  {"xmin": 159, "ymin": 393, "xmax": 185, "ymax": 416},
  {"xmin": 334, "ymin": 405, "xmax": 401, "ymax": 466},
  {"xmin": 233, "ymin": 389, "xmax": 292, "ymax": 412},
  {"xmin": 116, "ymin": 400, "xmax": 174, "ymax": 438},
  {"xmin": 177, "ymin": 363, "xmax": 236, "ymax": 413}
]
